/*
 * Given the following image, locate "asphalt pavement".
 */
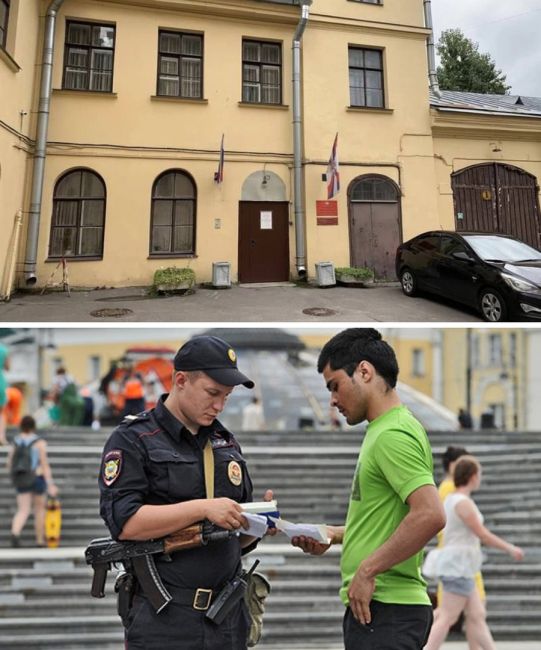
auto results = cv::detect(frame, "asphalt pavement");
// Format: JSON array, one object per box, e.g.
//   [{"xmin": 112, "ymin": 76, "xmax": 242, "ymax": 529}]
[{"xmin": 0, "ymin": 283, "xmax": 481, "ymax": 323}]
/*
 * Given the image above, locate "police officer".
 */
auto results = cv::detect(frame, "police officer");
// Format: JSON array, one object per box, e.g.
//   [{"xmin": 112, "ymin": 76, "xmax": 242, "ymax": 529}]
[{"xmin": 99, "ymin": 335, "xmax": 273, "ymax": 650}]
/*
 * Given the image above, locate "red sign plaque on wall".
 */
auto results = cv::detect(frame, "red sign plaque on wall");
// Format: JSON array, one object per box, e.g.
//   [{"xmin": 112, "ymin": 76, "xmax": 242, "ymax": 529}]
[{"xmin": 316, "ymin": 200, "xmax": 338, "ymax": 225}]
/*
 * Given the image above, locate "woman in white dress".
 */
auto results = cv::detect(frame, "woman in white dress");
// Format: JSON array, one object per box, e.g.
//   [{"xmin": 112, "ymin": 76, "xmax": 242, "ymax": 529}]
[{"xmin": 424, "ymin": 455, "xmax": 524, "ymax": 650}]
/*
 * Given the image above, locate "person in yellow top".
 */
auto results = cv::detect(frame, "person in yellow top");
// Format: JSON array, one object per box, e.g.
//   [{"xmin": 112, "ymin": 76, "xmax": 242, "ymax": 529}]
[{"xmin": 436, "ymin": 446, "xmax": 485, "ymax": 650}]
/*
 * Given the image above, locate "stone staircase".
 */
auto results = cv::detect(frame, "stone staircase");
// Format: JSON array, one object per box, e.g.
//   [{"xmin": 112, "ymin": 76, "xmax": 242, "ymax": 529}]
[{"xmin": 0, "ymin": 425, "xmax": 539, "ymax": 648}]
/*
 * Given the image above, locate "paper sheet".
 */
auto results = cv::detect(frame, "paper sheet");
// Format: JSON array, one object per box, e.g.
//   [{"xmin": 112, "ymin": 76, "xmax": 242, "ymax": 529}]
[
  {"xmin": 269, "ymin": 517, "xmax": 329, "ymax": 544},
  {"xmin": 242, "ymin": 513, "xmax": 269, "ymax": 539}
]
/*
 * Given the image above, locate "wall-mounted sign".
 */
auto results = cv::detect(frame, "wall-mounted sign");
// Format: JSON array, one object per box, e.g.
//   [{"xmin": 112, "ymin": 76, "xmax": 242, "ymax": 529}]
[
  {"xmin": 457, "ymin": 212, "xmax": 464, "ymax": 220},
  {"xmin": 260, "ymin": 211, "xmax": 272, "ymax": 229},
  {"xmin": 316, "ymin": 200, "xmax": 338, "ymax": 217},
  {"xmin": 481, "ymin": 190, "xmax": 492, "ymax": 201}
]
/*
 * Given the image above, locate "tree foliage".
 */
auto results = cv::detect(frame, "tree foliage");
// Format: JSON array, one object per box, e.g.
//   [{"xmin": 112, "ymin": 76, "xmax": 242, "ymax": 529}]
[{"xmin": 436, "ymin": 28, "xmax": 511, "ymax": 94}]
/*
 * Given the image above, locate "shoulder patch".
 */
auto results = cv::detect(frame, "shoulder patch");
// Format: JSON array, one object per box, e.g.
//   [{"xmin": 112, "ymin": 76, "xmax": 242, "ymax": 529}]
[
  {"xmin": 210, "ymin": 436, "xmax": 233, "ymax": 449},
  {"xmin": 123, "ymin": 411, "xmax": 150, "ymax": 426},
  {"xmin": 103, "ymin": 449, "xmax": 122, "ymax": 486}
]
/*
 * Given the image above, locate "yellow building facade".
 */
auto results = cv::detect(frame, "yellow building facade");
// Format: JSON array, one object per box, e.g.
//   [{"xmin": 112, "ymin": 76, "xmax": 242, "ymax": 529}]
[
  {"xmin": 389, "ymin": 328, "xmax": 529, "ymax": 432},
  {"xmin": 1, "ymin": 0, "xmax": 540, "ymax": 293}
]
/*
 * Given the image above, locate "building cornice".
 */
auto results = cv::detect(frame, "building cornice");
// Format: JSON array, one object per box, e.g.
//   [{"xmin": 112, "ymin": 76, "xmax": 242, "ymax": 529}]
[
  {"xmin": 431, "ymin": 108, "xmax": 541, "ymax": 142},
  {"xmin": 89, "ymin": 1, "xmax": 429, "ymax": 37},
  {"xmin": 308, "ymin": 12, "xmax": 430, "ymax": 40},
  {"xmin": 95, "ymin": 0, "xmax": 299, "ymax": 26}
]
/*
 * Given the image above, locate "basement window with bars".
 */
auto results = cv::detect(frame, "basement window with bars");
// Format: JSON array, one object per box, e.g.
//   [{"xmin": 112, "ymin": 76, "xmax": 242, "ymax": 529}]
[
  {"xmin": 49, "ymin": 169, "xmax": 106, "ymax": 259},
  {"xmin": 157, "ymin": 30, "xmax": 203, "ymax": 98},
  {"xmin": 242, "ymin": 39, "xmax": 282, "ymax": 104},
  {"xmin": 62, "ymin": 21, "xmax": 115, "ymax": 92},
  {"xmin": 348, "ymin": 46, "xmax": 384, "ymax": 108},
  {"xmin": 150, "ymin": 170, "xmax": 196, "ymax": 256},
  {"xmin": 0, "ymin": 0, "xmax": 9, "ymax": 48}
]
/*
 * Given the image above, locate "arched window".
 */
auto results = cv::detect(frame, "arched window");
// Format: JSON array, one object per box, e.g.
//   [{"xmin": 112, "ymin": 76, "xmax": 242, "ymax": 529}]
[
  {"xmin": 150, "ymin": 170, "xmax": 196, "ymax": 255},
  {"xmin": 49, "ymin": 169, "xmax": 106, "ymax": 258},
  {"xmin": 350, "ymin": 176, "xmax": 398, "ymax": 202}
]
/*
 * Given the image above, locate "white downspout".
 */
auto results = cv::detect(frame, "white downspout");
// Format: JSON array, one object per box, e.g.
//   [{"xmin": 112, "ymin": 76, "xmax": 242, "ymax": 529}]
[
  {"xmin": 292, "ymin": 0, "xmax": 312, "ymax": 278},
  {"xmin": 423, "ymin": 0, "xmax": 442, "ymax": 98},
  {"xmin": 23, "ymin": 0, "xmax": 65, "ymax": 285}
]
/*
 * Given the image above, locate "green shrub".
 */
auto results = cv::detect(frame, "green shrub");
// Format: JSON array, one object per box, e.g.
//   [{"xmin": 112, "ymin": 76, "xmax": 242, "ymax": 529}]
[
  {"xmin": 335, "ymin": 266, "xmax": 374, "ymax": 281},
  {"xmin": 152, "ymin": 266, "xmax": 196, "ymax": 289}
]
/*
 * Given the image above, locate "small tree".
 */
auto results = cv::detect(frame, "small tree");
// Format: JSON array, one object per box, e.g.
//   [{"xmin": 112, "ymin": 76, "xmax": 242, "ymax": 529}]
[{"xmin": 436, "ymin": 28, "xmax": 511, "ymax": 95}]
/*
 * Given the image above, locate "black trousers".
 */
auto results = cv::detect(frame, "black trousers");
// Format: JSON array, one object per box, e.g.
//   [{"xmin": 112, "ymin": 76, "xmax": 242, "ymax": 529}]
[
  {"xmin": 343, "ymin": 601, "xmax": 433, "ymax": 650},
  {"xmin": 125, "ymin": 593, "xmax": 249, "ymax": 650}
]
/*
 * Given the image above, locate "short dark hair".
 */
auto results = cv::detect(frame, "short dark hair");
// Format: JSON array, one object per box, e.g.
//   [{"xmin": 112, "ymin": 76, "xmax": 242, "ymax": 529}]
[
  {"xmin": 317, "ymin": 328, "xmax": 399, "ymax": 389},
  {"xmin": 20, "ymin": 415, "xmax": 36, "ymax": 433},
  {"xmin": 442, "ymin": 446, "xmax": 468, "ymax": 473},
  {"xmin": 453, "ymin": 455, "xmax": 480, "ymax": 487}
]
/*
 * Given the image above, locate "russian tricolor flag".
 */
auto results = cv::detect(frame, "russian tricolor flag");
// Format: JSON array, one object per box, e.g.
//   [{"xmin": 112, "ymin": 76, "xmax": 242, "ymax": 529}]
[
  {"xmin": 214, "ymin": 134, "xmax": 225, "ymax": 184},
  {"xmin": 326, "ymin": 133, "xmax": 340, "ymax": 199}
]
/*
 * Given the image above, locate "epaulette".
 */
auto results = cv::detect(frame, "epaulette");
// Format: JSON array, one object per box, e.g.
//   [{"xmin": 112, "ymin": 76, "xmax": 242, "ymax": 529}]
[{"xmin": 122, "ymin": 411, "xmax": 151, "ymax": 426}]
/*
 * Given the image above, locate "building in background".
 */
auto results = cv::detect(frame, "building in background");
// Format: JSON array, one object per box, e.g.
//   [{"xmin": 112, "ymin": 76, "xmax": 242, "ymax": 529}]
[
  {"xmin": 2, "ymin": 0, "xmax": 540, "ymax": 296},
  {"xmin": 2, "ymin": 326, "xmax": 539, "ymax": 432},
  {"xmin": 387, "ymin": 328, "xmax": 534, "ymax": 431}
]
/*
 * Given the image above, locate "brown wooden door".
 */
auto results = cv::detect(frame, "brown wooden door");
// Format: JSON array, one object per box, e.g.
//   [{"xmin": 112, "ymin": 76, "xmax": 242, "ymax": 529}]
[
  {"xmin": 349, "ymin": 202, "xmax": 400, "ymax": 280},
  {"xmin": 452, "ymin": 163, "xmax": 541, "ymax": 249},
  {"xmin": 238, "ymin": 202, "xmax": 290, "ymax": 282}
]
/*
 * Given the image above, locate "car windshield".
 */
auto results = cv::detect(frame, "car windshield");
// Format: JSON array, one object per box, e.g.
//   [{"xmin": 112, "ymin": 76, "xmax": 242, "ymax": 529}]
[{"xmin": 463, "ymin": 235, "xmax": 541, "ymax": 263}]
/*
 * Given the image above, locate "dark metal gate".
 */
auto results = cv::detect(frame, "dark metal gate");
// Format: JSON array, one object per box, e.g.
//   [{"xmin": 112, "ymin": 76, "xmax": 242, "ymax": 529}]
[
  {"xmin": 348, "ymin": 175, "xmax": 401, "ymax": 280},
  {"xmin": 451, "ymin": 163, "xmax": 541, "ymax": 249}
]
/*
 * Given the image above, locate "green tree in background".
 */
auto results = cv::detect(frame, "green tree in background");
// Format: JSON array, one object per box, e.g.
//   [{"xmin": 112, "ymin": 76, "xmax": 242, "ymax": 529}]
[{"xmin": 436, "ymin": 28, "xmax": 511, "ymax": 94}]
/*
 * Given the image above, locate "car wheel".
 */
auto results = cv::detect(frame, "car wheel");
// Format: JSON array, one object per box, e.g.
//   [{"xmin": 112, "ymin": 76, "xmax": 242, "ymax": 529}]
[
  {"xmin": 479, "ymin": 288, "xmax": 508, "ymax": 322},
  {"xmin": 400, "ymin": 268, "xmax": 417, "ymax": 297}
]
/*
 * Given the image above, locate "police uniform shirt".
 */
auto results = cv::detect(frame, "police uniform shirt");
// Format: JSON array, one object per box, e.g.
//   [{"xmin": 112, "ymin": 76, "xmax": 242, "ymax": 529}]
[{"xmin": 99, "ymin": 395, "xmax": 255, "ymax": 591}]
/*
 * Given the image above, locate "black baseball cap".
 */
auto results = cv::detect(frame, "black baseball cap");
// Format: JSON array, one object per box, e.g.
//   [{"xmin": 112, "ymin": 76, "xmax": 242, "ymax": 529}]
[{"xmin": 174, "ymin": 336, "xmax": 254, "ymax": 389}]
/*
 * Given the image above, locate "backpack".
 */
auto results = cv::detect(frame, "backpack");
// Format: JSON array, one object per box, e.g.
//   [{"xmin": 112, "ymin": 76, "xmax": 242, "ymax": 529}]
[{"xmin": 11, "ymin": 438, "xmax": 40, "ymax": 490}]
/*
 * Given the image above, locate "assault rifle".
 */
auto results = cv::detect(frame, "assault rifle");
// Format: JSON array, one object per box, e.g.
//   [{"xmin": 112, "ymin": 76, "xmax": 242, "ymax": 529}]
[{"xmin": 85, "ymin": 521, "xmax": 237, "ymax": 613}]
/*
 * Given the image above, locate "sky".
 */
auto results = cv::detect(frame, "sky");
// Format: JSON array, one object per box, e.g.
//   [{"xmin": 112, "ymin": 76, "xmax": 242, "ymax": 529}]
[{"xmin": 431, "ymin": 0, "xmax": 541, "ymax": 97}]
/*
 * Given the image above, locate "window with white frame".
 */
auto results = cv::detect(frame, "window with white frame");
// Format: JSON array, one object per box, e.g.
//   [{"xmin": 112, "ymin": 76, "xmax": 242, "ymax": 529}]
[
  {"xmin": 158, "ymin": 30, "xmax": 203, "ymax": 98},
  {"xmin": 63, "ymin": 21, "xmax": 115, "ymax": 92},
  {"xmin": 412, "ymin": 348, "xmax": 425, "ymax": 377},
  {"xmin": 488, "ymin": 334, "xmax": 502, "ymax": 366},
  {"xmin": 88, "ymin": 356, "xmax": 101, "ymax": 382},
  {"xmin": 242, "ymin": 39, "xmax": 282, "ymax": 104}
]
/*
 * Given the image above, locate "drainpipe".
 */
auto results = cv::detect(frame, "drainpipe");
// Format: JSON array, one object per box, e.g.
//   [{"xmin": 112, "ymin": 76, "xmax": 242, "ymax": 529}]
[
  {"xmin": 23, "ymin": 0, "xmax": 65, "ymax": 285},
  {"xmin": 292, "ymin": 0, "xmax": 312, "ymax": 279},
  {"xmin": 423, "ymin": 0, "xmax": 442, "ymax": 98}
]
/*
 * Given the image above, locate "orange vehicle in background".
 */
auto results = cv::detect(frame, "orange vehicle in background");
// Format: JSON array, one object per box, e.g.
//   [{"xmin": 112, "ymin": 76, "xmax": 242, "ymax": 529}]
[{"xmin": 100, "ymin": 347, "xmax": 175, "ymax": 423}]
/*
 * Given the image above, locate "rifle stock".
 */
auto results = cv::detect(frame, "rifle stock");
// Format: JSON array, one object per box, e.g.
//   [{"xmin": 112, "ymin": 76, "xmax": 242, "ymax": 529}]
[
  {"xmin": 85, "ymin": 521, "xmax": 236, "ymax": 613},
  {"xmin": 162, "ymin": 524, "xmax": 204, "ymax": 554}
]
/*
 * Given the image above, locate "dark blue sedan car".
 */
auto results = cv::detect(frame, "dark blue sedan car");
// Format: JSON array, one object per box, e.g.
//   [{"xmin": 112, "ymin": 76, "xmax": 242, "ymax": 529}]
[{"xmin": 395, "ymin": 231, "xmax": 541, "ymax": 322}]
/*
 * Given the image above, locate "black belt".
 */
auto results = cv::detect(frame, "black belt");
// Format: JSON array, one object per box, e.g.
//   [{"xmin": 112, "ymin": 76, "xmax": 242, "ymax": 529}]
[{"xmin": 164, "ymin": 585, "xmax": 215, "ymax": 611}]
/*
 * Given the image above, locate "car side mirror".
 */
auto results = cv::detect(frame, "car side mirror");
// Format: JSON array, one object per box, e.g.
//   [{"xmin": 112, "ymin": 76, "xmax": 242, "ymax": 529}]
[{"xmin": 452, "ymin": 251, "xmax": 474, "ymax": 263}]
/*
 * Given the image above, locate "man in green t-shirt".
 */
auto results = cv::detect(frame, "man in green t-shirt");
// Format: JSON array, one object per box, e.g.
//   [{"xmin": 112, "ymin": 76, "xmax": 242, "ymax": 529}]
[{"xmin": 292, "ymin": 328, "xmax": 445, "ymax": 650}]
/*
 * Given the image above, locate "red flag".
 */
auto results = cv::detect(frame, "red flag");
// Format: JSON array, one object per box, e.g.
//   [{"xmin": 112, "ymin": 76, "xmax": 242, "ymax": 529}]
[
  {"xmin": 326, "ymin": 133, "xmax": 340, "ymax": 199},
  {"xmin": 214, "ymin": 134, "xmax": 224, "ymax": 184}
]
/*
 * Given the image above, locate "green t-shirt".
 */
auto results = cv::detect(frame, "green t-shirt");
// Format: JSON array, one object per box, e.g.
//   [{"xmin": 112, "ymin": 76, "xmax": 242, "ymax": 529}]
[{"xmin": 340, "ymin": 405, "xmax": 435, "ymax": 606}]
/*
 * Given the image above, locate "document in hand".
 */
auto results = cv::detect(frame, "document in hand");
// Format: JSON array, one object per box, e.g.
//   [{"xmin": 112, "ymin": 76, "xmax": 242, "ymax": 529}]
[
  {"xmin": 242, "ymin": 513, "xmax": 269, "ymax": 539},
  {"xmin": 269, "ymin": 517, "xmax": 329, "ymax": 544},
  {"xmin": 242, "ymin": 501, "xmax": 280, "ymax": 526}
]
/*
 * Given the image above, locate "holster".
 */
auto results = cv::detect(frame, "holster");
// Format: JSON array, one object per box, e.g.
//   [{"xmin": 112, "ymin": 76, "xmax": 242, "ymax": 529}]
[
  {"xmin": 244, "ymin": 572, "xmax": 271, "ymax": 647},
  {"xmin": 115, "ymin": 570, "xmax": 136, "ymax": 628}
]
